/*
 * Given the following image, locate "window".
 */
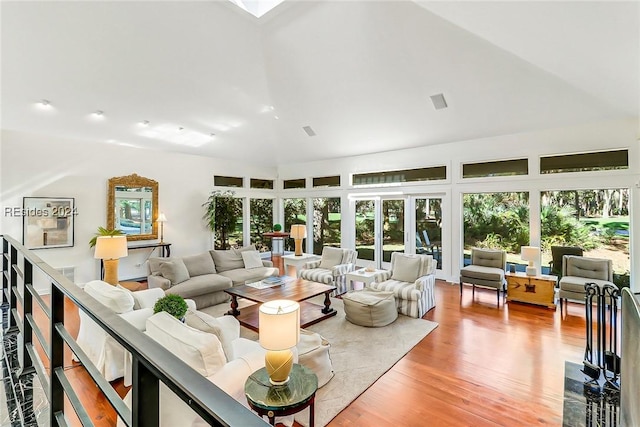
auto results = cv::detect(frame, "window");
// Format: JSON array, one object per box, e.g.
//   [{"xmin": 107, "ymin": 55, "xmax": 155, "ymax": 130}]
[
  {"xmin": 353, "ymin": 166, "xmax": 446, "ymax": 186},
  {"xmin": 250, "ymin": 178, "xmax": 274, "ymax": 190},
  {"xmin": 540, "ymin": 150, "xmax": 628, "ymax": 174},
  {"xmin": 250, "ymin": 199, "xmax": 274, "ymax": 252},
  {"xmin": 313, "ymin": 176, "xmax": 340, "ymax": 188},
  {"xmin": 355, "ymin": 200, "xmax": 375, "ymax": 262},
  {"xmin": 463, "ymin": 192, "xmax": 530, "ymax": 267},
  {"xmin": 214, "ymin": 175, "xmax": 244, "ymax": 187},
  {"xmin": 284, "ymin": 198, "xmax": 306, "ymax": 251},
  {"xmin": 283, "ymin": 179, "xmax": 306, "ymax": 189},
  {"xmin": 415, "ymin": 198, "xmax": 442, "ymax": 269},
  {"xmin": 462, "ymin": 159, "xmax": 528, "ymax": 178},
  {"xmin": 312, "ymin": 198, "xmax": 341, "ymax": 254},
  {"xmin": 541, "ymin": 189, "xmax": 630, "ymax": 288}
]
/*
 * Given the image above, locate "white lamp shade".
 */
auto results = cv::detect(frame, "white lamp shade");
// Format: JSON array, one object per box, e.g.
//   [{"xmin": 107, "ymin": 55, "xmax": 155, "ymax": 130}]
[
  {"xmin": 259, "ymin": 300, "xmax": 300, "ymax": 350},
  {"xmin": 157, "ymin": 212, "xmax": 167, "ymax": 222},
  {"xmin": 290, "ymin": 224, "xmax": 306, "ymax": 240},
  {"xmin": 521, "ymin": 246, "xmax": 540, "ymax": 262},
  {"xmin": 94, "ymin": 236, "xmax": 128, "ymax": 260}
]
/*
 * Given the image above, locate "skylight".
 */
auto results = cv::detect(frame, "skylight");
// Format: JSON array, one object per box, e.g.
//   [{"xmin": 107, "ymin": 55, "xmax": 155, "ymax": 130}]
[{"xmin": 227, "ymin": 0, "xmax": 286, "ymax": 18}]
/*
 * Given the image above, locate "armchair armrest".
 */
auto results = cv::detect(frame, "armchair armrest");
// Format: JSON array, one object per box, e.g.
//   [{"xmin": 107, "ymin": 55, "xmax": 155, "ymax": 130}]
[
  {"xmin": 374, "ymin": 270, "xmax": 392, "ymax": 282},
  {"xmin": 261, "ymin": 260, "xmax": 274, "ymax": 268},
  {"xmin": 414, "ymin": 275, "xmax": 433, "ymax": 291},
  {"xmin": 147, "ymin": 274, "xmax": 171, "ymax": 291},
  {"xmin": 133, "ymin": 288, "xmax": 165, "ymax": 309},
  {"xmin": 331, "ymin": 263, "xmax": 354, "ymax": 276},
  {"xmin": 119, "ymin": 308, "xmax": 154, "ymax": 331},
  {"xmin": 302, "ymin": 260, "xmax": 322, "ymax": 270}
]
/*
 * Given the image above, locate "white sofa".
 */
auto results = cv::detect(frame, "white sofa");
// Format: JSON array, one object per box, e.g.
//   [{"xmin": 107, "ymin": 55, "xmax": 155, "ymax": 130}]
[
  {"xmin": 118, "ymin": 310, "xmax": 272, "ymax": 427},
  {"xmin": 76, "ymin": 280, "xmax": 194, "ymax": 382}
]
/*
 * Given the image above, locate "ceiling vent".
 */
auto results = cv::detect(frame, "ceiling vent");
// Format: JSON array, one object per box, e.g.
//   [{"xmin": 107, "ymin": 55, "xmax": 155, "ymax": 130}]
[
  {"xmin": 302, "ymin": 126, "xmax": 316, "ymax": 137},
  {"xmin": 430, "ymin": 93, "xmax": 448, "ymax": 110}
]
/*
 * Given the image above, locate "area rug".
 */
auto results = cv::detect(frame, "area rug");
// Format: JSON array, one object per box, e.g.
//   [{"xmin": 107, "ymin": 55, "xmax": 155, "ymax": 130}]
[{"xmin": 202, "ymin": 296, "xmax": 438, "ymax": 427}]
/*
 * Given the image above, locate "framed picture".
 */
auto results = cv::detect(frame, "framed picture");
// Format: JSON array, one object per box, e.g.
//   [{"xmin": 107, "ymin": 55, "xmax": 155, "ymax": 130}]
[{"xmin": 22, "ymin": 197, "xmax": 75, "ymax": 249}]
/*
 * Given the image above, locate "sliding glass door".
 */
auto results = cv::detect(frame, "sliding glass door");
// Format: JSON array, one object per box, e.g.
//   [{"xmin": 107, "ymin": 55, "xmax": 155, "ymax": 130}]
[
  {"xmin": 354, "ymin": 197, "xmax": 406, "ymax": 269},
  {"xmin": 412, "ymin": 196, "xmax": 443, "ymax": 270}
]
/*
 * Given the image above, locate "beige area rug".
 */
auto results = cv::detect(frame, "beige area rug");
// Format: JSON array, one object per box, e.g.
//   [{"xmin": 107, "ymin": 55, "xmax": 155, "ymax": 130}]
[{"xmin": 202, "ymin": 296, "xmax": 438, "ymax": 427}]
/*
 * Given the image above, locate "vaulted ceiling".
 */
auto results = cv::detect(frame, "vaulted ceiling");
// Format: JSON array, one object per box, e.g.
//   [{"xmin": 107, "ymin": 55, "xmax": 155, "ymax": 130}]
[{"xmin": 2, "ymin": 1, "xmax": 638, "ymax": 166}]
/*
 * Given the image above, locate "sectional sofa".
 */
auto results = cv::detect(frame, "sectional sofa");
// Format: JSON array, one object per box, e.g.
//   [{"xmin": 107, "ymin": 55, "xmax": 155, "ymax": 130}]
[{"xmin": 147, "ymin": 245, "xmax": 279, "ymax": 309}]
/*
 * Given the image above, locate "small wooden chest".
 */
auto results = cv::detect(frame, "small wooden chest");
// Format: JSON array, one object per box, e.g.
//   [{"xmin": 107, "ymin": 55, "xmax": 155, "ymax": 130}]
[{"xmin": 506, "ymin": 272, "xmax": 558, "ymax": 309}]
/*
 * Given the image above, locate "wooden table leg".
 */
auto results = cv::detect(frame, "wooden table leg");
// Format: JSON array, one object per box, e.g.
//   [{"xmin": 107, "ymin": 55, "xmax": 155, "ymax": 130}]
[
  {"xmin": 322, "ymin": 292, "xmax": 334, "ymax": 315},
  {"xmin": 309, "ymin": 398, "xmax": 315, "ymax": 427},
  {"xmin": 227, "ymin": 295, "xmax": 240, "ymax": 316}
]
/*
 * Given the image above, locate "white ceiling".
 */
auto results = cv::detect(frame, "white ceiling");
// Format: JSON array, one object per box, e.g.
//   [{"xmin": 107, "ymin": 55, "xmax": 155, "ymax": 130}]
[{"xmin": 2, "ymin": 1, "xmax": 638, "ymax": 167}]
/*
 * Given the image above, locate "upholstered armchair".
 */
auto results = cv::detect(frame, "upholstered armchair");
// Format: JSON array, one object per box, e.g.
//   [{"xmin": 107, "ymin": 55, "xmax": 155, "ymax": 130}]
[
  {"xmin": 549, "ymin": 246, "xmax": 583, "ymax": 279},
  {"xmin": 459, "ymin": 248, "xmax": 506, "ymax": 305},
  {"xmin": 368, "ymin": 252, "xmax": 436, "ymax": 318},
  {"xmin": 298, "ymin": 246, "xmax": 357, "ymax": 295},
  {"xmin": 76, "ymin": 280, "xmax": 195, "ymax": 382},
  {"xmin": 559, "ymin": 255, "xmax": 617, "ymax": 313}
]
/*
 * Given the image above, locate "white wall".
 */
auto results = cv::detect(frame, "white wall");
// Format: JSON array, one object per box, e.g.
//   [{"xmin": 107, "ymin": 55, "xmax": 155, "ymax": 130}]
[
  {"xmin": 278, "ymin": 118, "xmax": 640, "ymax": 291},
  {"xmin": 0, "ymin": 129, "xmax": 276, "ymax": 291}
]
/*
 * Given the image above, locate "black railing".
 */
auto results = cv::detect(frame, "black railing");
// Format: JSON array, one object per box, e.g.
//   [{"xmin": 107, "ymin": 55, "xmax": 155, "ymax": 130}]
[{"xmin": 1, "ymin": 235, "xmax": 268, "ymax": 427}]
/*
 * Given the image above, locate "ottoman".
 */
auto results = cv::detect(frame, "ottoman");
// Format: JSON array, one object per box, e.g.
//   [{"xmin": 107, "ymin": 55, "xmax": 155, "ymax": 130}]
[
  {"xmin": 297, "ymin": 329, "xmax": 334, "ymax": 388},
  {"xmin": 342, "ymin": 289, "xmax": 397, "ymax": 327}
]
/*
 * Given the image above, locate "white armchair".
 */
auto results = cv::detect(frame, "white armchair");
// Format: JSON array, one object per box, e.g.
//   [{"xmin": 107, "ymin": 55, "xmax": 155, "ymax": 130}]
[
  {"xmin": 76, "ymin": 280, "xmax": 195, "ymax": 382},
  {"xmin": 369, "ymin": 253, "xmax": 436, "ymax": 318},
  {"xmin": 298, "ymin": 246, "xmax": 357, "ymax": 295}
]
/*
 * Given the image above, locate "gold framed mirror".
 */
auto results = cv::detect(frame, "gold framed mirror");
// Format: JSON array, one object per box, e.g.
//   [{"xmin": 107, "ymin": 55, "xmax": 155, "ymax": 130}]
[{"xmin": 107, "ymin": 174, "xmax": 158, "ymax": 241}]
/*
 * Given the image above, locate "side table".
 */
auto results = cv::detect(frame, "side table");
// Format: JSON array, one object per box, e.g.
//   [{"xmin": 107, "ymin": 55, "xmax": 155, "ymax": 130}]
[
  {"xmin": 506, "ymin": 271, "xmax": 558, "ymax": 309},
  {"xmin": 245, "ymin": 364, "xmax": 318, "ymax": 427},
  {"xmin": 282, "ymin": 253, "xmax": 320, "ymax": 275},
  {"xmin": 345, "ymin": 268, "xmax": 385, "ymax": 291}
]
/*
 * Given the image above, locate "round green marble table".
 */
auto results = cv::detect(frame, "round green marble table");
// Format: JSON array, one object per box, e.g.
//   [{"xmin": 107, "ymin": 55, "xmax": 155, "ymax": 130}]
[{"xmin": 244, "ymin": 364, "xmax": 318, "ymax": 426}]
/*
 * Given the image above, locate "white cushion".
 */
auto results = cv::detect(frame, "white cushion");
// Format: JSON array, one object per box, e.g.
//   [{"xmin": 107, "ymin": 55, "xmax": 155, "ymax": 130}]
[
  {"xmin": 241, "ymin": 251, "xmax": 263, "ymax": 269},
  {"xmin": 391, "ymin": 255, "xmax": 421, "ymax": 283},
  {"xmin": 319, "ymin": 247, "xmax": 344, "ymax": 269},
  {"xmin": 85, "ymin": 280, "xmax": 135, "ymax": 314},
  {"xmin": 146, "ymin": 312, "xmax": 226, "ymax": 376},
  {"xmin": 184, "ymin": 310, "xmax": 233, "ymax": 359}
]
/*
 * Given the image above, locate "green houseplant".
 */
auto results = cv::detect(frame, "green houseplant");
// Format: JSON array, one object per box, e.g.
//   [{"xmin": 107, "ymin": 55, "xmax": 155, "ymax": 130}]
[
  {"xmin": 89, "ymin": 226, "xmax": 125, "ymax": 248},
  {"xmin": 153, "ymin": 294, "xmax": 189, "ymax": 320},
  {"xmin": 202, "ymin": 190, "xmax": 242, "ymax": 250}
]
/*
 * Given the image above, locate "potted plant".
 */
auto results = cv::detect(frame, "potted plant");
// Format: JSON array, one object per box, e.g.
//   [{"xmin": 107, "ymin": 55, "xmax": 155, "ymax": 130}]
[
  {"xmin": 89, "ymin": 226, "xmax": 125, "ymax": 248},
  {"xmin": 153, "ymin": 294, "xmax": 189, "ymax": 321},
  {"xmin": 202, "ymin": 190, "xmax": 242, "ymax": 250}
]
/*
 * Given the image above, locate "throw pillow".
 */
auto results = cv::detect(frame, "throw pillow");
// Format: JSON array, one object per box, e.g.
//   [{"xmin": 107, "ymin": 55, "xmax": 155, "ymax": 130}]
[
  {"xmin": 148, "ymin": 257, "xmax": 170, "ymax": 275},
  {"xmin": 182, "ymin": 253, "xmax": 217, "ymax": 277},
  {"xmin": 391, "ymin": 255, "xmax": 422, "ymax": 283},
  {"xmin": 241, "ymin": 251, "xmax": 263, "ymax": 269},
  {"xmin": 115, "ymin": 284, "xmax": 141, "ymax": 310},
  {"xmin": 84, "ymin": 280, "xmax": 135, "ymax": 314},
  {"xmin": 319, "ymin": 247, "xmax": 344, "ymax": 269},
  {"xmin": 209, "ymin": 245, "xmax": 258, "ymax": 272},
  {"xmin": 159, "ymin": 259, "xmax": 191, "ymax": 285},
  {"xmin": 184, "ymin": 310, "xmax": 233, "ymax": 359}
]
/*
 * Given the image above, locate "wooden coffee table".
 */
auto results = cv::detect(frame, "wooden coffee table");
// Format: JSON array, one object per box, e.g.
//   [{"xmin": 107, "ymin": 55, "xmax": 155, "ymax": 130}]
[{"xmin": 225, "ymin": 278, "xmax": 337, "ymax": 332}]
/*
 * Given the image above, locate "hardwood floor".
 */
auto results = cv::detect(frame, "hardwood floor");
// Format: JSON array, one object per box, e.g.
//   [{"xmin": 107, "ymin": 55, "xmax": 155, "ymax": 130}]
[{"xmin": 28, "ymin": 275, "xmax": 592, "ymax": 426}]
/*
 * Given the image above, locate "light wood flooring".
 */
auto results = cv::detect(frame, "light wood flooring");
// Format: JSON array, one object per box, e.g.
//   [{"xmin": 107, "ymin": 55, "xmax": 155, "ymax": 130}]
[{"xmin": 27, "ymin": 271, "xmax": 592, "ymax": 426}]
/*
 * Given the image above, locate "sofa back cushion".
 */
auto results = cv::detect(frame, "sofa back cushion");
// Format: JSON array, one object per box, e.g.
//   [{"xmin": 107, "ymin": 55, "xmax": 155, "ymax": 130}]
[
  {"xmin": 159, "ymin": 259, "xmax": 191, "ymax": 285},
  {"xmin": 210, "ymin": 245, "xmax": 257, "ymax": 272},
  {"xmin": 84, "ymin": 280, "xmax": 135, "ymax": 314},
  {"xmin": 183, "ymin": 253, "xmax": 217, "ymax": 277},
  {"xmin": 148, "ymin": 257, "xmax": 170, "ymax": 275},
  {"xmin": 241, "ymin": 251, "xmax": 263, "ymax": 269},
  {"xmin": 319, "ymin": 247, "xmax": 344, "ymax": 269},
  {"xmin": 146, "ymin": 312, "xmax": 227, "ymax": 376}
]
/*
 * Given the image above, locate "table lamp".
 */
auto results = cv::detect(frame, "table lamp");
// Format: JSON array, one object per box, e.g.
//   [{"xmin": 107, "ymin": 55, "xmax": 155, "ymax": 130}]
[
  {"xmin": 259, "ymin": 300, "xmax": 300, "ymax": 385},
  {"xmin": 95, "ymin": 236, "xmax": 128, "ymax": 285},
  {"xmin": 157, "ymin": 212, "xmax": 167, "ymax": 243},
  {"xmin": 290, "ymin": 224, "xmax": 307, "ymax": 256},
  {"xmin": 521, "ymin": 246, "xmax": 540, "ymax": 277}
]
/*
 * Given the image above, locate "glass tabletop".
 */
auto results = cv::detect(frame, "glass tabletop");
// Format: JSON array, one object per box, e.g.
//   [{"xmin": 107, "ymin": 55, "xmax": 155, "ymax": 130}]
[{"xmin": 245, "ymin": 364, "xmax": 318, "ymax": 411}]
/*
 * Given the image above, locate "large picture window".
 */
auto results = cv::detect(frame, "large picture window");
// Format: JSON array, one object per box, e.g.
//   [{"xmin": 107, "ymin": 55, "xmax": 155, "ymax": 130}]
[
  {"xmin": 541, "ymin": 189, "xmax": 630, "ymax": 288},
  {"xmin": 312, "ymin": 198, "xmax": 341, "ymax": 254},
  {"xmin": 250, "ymin": 198, "xmax": 273, "ymax": 252},
  {"xmin": 284, "ymin": 198, "xmax": 306, "ymax": 251}
]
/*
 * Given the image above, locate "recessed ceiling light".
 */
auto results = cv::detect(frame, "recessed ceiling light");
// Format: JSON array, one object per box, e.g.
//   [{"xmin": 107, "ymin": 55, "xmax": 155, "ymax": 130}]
[
  {"xmin": 92, "ymin": 110, "xmax": 105, "ymax": 118},
  {"xmin": 210, "ymin": 133, "xmax": 216, "ymax": 137},
  {"xmin": 178, "ymin": 126, "xmax": 184, "ymax": 131},
  {"xmin": 139, "ymin": 120, "xmax": 150, "ymax": 127},
  {"xmin": 39, "ymin": 99, "xmax": 51, "ymax": 107},
  {"xmin": 274, "ymin": 115, "xmax": 280, "ymax": 120}
]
